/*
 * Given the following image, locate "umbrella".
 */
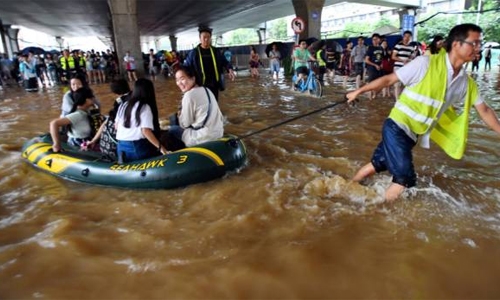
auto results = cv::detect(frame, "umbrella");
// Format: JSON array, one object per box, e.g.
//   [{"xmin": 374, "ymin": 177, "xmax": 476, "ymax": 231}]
[
  {"xmin": 308, "ymin": 39, "xmax": 326, "ymax": 53},
  {"xmin": 265, "ymin": 42, "xmax": 288, "ymax": 58},
  {"xmin": 372, "ymin": 25, "xmax": 399, "ymax": 36},
  {"xmin": 483, "ymin": 41, "xmax": 499, "ymax": 48},
  {"xmin": 20, "ymin": 46, "xmax": 46, "ymax": 55},
  {"xmin": 48, "ymin": 49, "xmax": 61, "ymax": 55},
  {"xmin": 327, "ymin": 41, "xmax": 343, "ymax": 53}
]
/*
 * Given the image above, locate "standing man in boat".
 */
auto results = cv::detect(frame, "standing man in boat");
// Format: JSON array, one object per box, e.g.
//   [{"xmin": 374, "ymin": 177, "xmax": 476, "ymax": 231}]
[
  {"xmin": 346, "ymin": 23, "xmax": 500, "ymax": 201},
  {"xmin": 184, "ymin": 26, "xmax": 235, "ymax": 101}
]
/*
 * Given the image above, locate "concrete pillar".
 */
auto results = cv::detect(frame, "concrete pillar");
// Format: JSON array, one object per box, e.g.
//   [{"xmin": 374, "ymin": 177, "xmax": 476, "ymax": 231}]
[
  {"xmin": 0, "ymin": 20, "xmax": 7, "ymax": 55},
  {"xmin": 1, "ymin": 24, "xmax": 20, "ymax": 59},
  {"xmin": 108, "ymin": 0, "xmax": 144, "ymax": 77},
  {"xmin": 291, "ymin": 0, "xmax": 325, "ymax": 40},
  {"xmin": 169, "ymin": 35, "xmax": 177, "ymax": 51},
  {"xmin": 398, "ymin": 7, "xmax": 418, "ymax": 40},
  {"xmin": 154, "ymin": 39, "xmax": 161, "ymax": 51}
]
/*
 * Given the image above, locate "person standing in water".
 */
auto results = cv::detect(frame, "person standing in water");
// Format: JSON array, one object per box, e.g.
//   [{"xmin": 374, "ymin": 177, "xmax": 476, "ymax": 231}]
[
  {"xmin": 184, "ymin": 26, "xmax": 235, "ymax": 101},
  {"xmin": 346, "ymin": 23, "xmax": 500, "ymax": 201}
]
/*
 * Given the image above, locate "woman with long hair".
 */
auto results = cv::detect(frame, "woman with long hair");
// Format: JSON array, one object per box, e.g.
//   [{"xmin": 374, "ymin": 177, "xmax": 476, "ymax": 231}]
[{"xmin": 115, "ymin": 78, "xmax": 166, "ymax": 162}]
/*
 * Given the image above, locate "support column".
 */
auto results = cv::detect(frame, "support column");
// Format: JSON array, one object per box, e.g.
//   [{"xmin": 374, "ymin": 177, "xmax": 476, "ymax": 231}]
[
  {"xmin": 108, "ymin": 0, "xmax": 144, "ymax": 77},
  {"xmin": 2, "ymin": 25, "xmax": 20, "ymax": 59},
  {"xmin": 154, "ymin": 39, "xmax": 161, "ymax": 51},
  {"xmin": 0, "ymin": 20, "xmax": 7, "ymax": 55},
  {"xmin": 398, "ymin": 7, "xmax": 418, "ymax": 40},
  {"xmin": 292, "ymin": 0, "xmax": 325, "ymax": 40},
  {"xmin": 169, "ymin": 35, "xmax": 177, "ymax": 51}
]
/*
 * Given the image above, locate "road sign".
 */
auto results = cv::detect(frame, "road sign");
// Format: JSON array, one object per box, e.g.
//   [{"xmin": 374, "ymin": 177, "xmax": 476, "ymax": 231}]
[{"xmin": 291, "ymin": 17, "xmax": 305, "ymax": 34}]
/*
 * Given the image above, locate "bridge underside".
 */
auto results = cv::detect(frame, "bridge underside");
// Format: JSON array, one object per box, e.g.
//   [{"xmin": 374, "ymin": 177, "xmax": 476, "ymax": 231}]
[{"xmin": 1, "ymin": 0, "xmax": 420, "ymax": 42}]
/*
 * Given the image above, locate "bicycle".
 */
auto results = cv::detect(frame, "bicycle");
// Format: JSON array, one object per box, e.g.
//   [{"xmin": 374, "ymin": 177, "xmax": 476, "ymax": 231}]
[{"xmin": 292, "ymin": 67, "xmax": 323, "ymax": 98}]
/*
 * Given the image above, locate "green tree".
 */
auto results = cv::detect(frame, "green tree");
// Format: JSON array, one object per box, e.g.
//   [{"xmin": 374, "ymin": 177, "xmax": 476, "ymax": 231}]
[
  {"xmin": 268, "ymin": 18, "xmax": 288, "ymax": 41},
  {"xmin": 224, "ymin": 28, "xmax": 259, "ymax": 46}
]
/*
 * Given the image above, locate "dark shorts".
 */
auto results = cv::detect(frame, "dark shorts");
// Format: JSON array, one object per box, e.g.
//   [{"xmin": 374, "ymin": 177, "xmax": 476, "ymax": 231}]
[
  {"xmin": 367, "ymin": 67, "xmax": 384, "ymax": 82},
  {"xmin": 296, "ymin": 66, "xmax": 308, "ymax": 75},
  {"xmin": 354, "ymin": 62, "xmax": 364, "ymax": 78},
  {"xmin": 371, "ymin": 118, "xmax": 417, "ymax": 188}
]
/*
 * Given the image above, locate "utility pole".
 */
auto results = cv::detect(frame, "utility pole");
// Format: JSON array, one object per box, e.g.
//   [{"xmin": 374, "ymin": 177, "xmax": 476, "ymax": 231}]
[{"xmin": 475, "ymin": 0, "xmax": 483, "ymax": 25}]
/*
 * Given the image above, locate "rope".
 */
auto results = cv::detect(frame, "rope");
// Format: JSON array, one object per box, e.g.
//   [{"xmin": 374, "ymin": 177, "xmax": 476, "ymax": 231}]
[{"xmin": 239, "ymin": 94, "xmax": 348, "ymax": 140}]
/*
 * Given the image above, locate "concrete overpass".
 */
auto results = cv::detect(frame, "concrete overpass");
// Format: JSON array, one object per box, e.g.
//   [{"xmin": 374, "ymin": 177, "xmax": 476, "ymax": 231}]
[
  {"xmin": 0, "ymin": 0, "xmax": 420, "ymax": 73},
  {"xmin": 1, "ymin": 0, "xmax": 420, "ymax": 43}
]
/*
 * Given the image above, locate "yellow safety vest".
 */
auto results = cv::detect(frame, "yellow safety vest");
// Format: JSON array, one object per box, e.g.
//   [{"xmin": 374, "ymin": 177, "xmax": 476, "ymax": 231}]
[
  {"xmin": 60, "ymin": 56, "xmax": 76, "ymax": 70},
  {"xmin": 316, "ymin": 49, "xmax": 326, "ymax": 67},
  {"xmin": 79, "ymin": 57, "xmax": 86, "ymax": 68},
  {"xmin": 388, "ymin": 51, "xmax": 478, "ymax": 159}
]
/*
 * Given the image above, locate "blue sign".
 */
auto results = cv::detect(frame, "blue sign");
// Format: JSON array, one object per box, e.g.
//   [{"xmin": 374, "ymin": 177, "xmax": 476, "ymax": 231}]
[
  {"xmin": 402, "ymin": 14, "xmax": 415, "ymax": 35},
  {"xmin": 311, "ymin": 11, "xmax": 319, "ymax": 20}
]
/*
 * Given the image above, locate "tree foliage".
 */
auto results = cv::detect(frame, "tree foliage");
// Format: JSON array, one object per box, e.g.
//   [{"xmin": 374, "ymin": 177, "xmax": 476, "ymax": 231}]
[{"xmin": 417, "ymin": 0, "xmax": 500, "ymax": 42}]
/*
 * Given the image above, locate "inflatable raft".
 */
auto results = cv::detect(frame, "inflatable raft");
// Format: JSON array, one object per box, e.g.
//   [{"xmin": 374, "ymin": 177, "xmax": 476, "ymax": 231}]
[{"xmin": 22, "ymin": 134, "xmax": 247, "ymax": 189}]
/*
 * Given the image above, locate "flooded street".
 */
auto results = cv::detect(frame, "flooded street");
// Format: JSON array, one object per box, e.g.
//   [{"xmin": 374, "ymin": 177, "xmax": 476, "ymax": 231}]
[{"xmin": 1, "ymin": 68, "xmax": 500, "ymax": 298}]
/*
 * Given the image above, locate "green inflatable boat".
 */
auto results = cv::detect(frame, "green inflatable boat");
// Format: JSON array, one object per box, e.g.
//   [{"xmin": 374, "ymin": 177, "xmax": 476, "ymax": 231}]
[{"xmin": 22, "ymin": 134, "xmax": 248, "ymax": 189}]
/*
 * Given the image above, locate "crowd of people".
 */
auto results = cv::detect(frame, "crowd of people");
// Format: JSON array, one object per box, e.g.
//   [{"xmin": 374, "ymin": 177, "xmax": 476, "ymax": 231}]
[
  {"xmin": 0, "ymin": 49, "xmax": 120, "ymax": 91},
  {"xmin": 45, "ymin": 25, "xmax": 230, "ymax": 165},
  {"xmin": 2, "ymin": 23, "xmax": 500, "ymax": 202}
]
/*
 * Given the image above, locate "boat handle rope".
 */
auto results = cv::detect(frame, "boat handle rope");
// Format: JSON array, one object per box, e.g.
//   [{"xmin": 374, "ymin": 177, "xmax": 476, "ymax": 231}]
[{"xmin": 238, "ymin": 93, "xmax": 350, "ymax": 140}]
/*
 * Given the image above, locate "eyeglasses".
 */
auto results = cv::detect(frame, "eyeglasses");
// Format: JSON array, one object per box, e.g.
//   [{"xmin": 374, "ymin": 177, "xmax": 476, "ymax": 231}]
[{"xmin": 460, "ymin": 39, "xmax": 483, "ymax": 48}]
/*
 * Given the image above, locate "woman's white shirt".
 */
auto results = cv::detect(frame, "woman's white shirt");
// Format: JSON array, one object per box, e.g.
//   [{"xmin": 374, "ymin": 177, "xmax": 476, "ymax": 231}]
[
  {"xmin": 116, "ymin": 101, "xmax": 154, "ymax": 141},
  {"xmin": 179, "ymin": 86, "xmax": 224, "ymax": 146}
]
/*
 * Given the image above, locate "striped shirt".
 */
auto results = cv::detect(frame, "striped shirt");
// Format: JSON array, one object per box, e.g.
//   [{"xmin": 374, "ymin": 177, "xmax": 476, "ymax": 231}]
[{"xmin": 393, "ymin": 42, "xmax": 417, "ymax": 68}]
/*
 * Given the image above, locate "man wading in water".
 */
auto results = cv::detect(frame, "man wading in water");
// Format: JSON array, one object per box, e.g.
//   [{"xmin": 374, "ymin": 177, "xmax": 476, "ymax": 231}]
[{"xmin": 346, "ymin": 23, "xmax": 500, "ymax": 201}]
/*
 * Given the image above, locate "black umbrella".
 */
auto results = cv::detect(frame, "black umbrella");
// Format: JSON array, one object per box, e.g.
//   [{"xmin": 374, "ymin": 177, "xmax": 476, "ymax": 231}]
[
  {"xmin": 327, "ymin": 41, "xmax": 343, "ymax": 53},
  {"xmin": 20, "ymin": 46, "xmax": 46, "ymax": 55},
  {"xmin": 265, "ymin": 42, "xmax": 288, "ymax": 58}
]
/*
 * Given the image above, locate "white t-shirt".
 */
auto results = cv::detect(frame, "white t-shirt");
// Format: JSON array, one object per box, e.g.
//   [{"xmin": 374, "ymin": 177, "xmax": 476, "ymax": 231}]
[
  {"xmin": 394, "ymin": 54, "xmax": 483, "ymax": 148},
  {"xmin": 124, "ymin": 55, "xmax": 136, "ymax": 70},
  {"xmin": 179, "ymin": 86, "xmax": 224, "ymax": 146},
  {"xmin": 66, "ymin": 110, "xmax": 91, "ymax": 139},
  {"xmin": 115, "ymin": 101, "xmax": 154, "ymax": 141}
]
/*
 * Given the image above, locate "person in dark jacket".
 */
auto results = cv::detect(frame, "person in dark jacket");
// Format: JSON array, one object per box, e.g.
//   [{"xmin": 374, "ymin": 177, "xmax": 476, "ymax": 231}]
[{"xmin": 184, "ymin": 26, "xmax": 235, "ymax": 101}]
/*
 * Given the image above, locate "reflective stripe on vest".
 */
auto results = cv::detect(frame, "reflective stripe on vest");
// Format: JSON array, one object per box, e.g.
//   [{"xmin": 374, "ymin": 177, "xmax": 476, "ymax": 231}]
[
  {"xmin": 316, "ymin": 49, "xmax": 326, "ymax": 67},
  {"xmin": 197, "ymin": 46, "xmax": 219, "ymax": 85},
  {"xmin": 389, "ymin": 51, "xmax": 478, "ymax": 159}
]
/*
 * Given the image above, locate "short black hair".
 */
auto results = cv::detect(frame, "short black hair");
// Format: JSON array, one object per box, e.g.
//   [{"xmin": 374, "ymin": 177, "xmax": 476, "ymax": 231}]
[
  {"xmin": 371, "ymin": 33, "xmax": 381, "ymax": 39},
  {"xmin": 446, "ymin": 23, "xmax": 482, "ymax": 52},
  {"xmin": 198, "ymin": 25, "xmax": 212, "ymax": 35},
  {"xmin": 403, "ymin": 30, "xmax": 413, "ymax": 36}
]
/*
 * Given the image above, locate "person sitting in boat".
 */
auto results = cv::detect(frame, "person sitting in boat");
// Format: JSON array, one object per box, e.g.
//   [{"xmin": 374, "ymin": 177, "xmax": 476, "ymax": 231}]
[
  {"xmin": 61, "ymin": 73, "xmax": 100, "ymax": 117},
  {"xmin": 86, "ymin": 79, "xmax": 131, "ymax": 160},
  {"xmin": 50, "ymin": 87, "xmax": 96, "ymax": 152},
  {"xmin": 167, "ymin": 66, "xmax": 224, "ymax": 150},
  {"xmin": 115, "ymin": 78, "xmax": 167, "ymax": 163}
]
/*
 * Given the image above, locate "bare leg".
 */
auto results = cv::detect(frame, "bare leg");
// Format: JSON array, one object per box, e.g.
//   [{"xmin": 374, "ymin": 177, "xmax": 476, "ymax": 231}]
[
  {"xmin": 352, "ymin": 162, "xmax": 376, "ymax": 182},
  {"xmin": 355, "ymin": 75, "xmax": 361, "ymax": 89},
  {"xmin": 385, "ymin": 183, "xmax": 405, "ymax": 201}
]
